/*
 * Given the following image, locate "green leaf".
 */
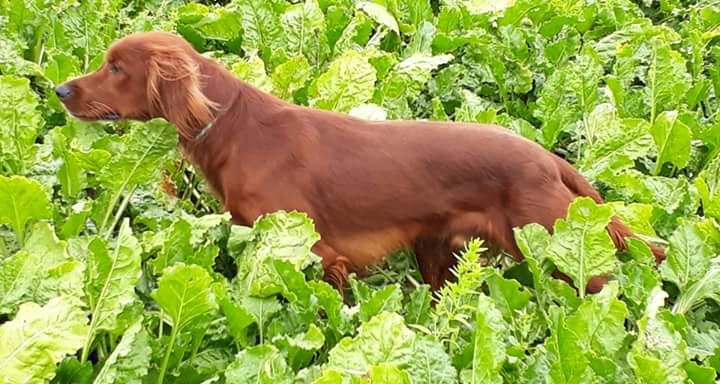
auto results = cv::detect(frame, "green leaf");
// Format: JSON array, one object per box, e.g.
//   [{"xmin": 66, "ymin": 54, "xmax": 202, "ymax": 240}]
[
  {"xmin": 534, "ymin": 47, "xmax": 603, "ymax": 148},
  {"xmin": 0, "ymin": 297, "xmax": 88, "ymax": 383},
  {"xmin": 49, "ymin": 130, "xmax": 86, "ymax": 200},
  {"xmin": 683, "ymin": 361, "xmax": 716, "ymax": 384},
  {"xmin": 0, "ymin": 222, "xmax": 80, "ymax": 314},
  {"xmin": 368, "ymin": 364, "xmax": 411, "ymax": 383},
  {"xmin": 578, "ymin": 104, "xmax": 653, "ymax": 180},
  {"xmin": 645, "ymin": 44, "xmax": 691, "ymax": 122},
  {"xmin": 459, "ymin": 295, "xmax": 507, "ymax": 384},
  {"xmin": 0, "ymin": 175, "xmax": 51, "ymax": 245},
  {"xmin": 82, "ymin": 219, "xmax": 142, "ymax": 362},
  {"xmin": 271, "ymin": 56, "xmax": 311, "ymax": 101},
  {"xmin": 231, "ymin": 52, "xmax": 273, "ymax": 94},
  {"xmin": 356, "ymin": 2, "xmax": 399, "ymax": 33},
  {"xmin": 405, "ymin": 337, "xmax": 457, "ymax": 384},
  {"xmin": 93, "ymin": 319, "xmax": 151, "ymax": 384},
  {"xmin": 651, "ymin": 110, "xmax": 692, "ymax": 174},
  {"xmin": 564, "ymin": 282, "xmax": 628, "ymax": 371},
  {"xmin": 281, "ymin": 0, "xmax": 328, "ymax": 65},
  {"xmin": 309, "ymin": 50, "xmax": 377, "ymax": 113},
  {"xmin": 225, "ymin": 345, "xmax": 293, "ymax": 384},
  {"xmin": 327, "ymin": 312, "xmax": 416, "ymax": 375},
  {"xmin": 629, "ymin": 287, "xmax": 688, "ymax": 383},
  {"xmin": 152, "ymin": 263, "xmax": 217, "ymax": 334},
  {"xmin": 546, "ymin": 197, "xmax": 617, "ymax": 297},
  {"xmin": 234, "ymin": 211, "xmax": 320, "ymax": 297},
  {"xmin": 660, "ymin": 220, "xmax": 714, "ymax": 290},
  {"xmin": 672, "ymin": 258, "xmax": 720, "ymax": 315},
  {"xmin": 545, "ymin": 311, "xmax": 594, "ymax": 384},
  {"xmin": 272, "ymin": 323, "xmax": 325, "ymax": 371},
  {"xmin": 0, "ymin": 76, "xmax": 42, "ymax": 174},
  {"xmin": 695, "ymin": 154, "xmax": 720, "ymax": 220},
  {"xmin": 234, "ymin": 0, "xmax": 285, "ymax": 62}
]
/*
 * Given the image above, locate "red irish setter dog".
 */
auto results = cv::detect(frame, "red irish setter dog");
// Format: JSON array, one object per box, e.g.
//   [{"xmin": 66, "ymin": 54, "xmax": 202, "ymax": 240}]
[{"xmin": 57, "ymin": 32, "xmax": 664, "ymax": 294}]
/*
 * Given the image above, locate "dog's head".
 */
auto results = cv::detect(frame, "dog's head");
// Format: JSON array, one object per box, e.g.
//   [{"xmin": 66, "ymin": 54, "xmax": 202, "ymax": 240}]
[{"xmin": 56, "ymin": 31, "xmax": 217, "ymax": 140}]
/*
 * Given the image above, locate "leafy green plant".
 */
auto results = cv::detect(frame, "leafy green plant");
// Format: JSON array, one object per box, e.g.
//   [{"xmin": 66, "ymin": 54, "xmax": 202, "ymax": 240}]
[{"xmin": 1, "ymin": 0, "xmax": 720, "ymax": 383}]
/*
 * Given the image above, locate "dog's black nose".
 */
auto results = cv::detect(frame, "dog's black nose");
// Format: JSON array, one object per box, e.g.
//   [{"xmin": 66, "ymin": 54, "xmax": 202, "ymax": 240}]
[{"xmin": 54, "ymin": 84, "xmax": 72, "ymax": 100}]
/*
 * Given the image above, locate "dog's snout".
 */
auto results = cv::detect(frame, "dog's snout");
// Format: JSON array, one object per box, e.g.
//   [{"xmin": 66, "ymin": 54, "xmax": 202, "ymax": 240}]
[{"xmin": 54, "ymin": 84, "xmax": 72, "ymax": 100}]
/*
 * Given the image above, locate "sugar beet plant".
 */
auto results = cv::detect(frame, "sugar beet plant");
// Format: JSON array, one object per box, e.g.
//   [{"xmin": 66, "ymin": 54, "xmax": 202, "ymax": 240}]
[{"xmin": 1, "ymin": 0, "xmax": 720, "ymax": 383}]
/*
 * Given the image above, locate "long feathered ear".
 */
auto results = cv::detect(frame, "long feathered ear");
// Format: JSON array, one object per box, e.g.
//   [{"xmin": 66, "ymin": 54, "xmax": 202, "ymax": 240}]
[{"xmin": 146, "ymin": 45, "xmax": 217, "ymax": 140}]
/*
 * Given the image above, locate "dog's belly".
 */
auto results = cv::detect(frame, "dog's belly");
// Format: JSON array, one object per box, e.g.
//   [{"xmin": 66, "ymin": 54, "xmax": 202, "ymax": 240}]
[{"xmin": 325, "ymin": 226, "xmax": 421, "ymax": 270}]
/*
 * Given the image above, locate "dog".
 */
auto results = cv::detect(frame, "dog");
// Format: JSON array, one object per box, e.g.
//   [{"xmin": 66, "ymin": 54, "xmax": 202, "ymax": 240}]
[{"xmin": 56, "ymin": 31, "xmax": 665, "ymax": 294}]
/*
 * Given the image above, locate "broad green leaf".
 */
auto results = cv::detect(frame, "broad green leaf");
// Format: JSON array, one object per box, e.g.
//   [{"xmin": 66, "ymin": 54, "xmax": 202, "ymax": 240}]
[
  {"xmin": 271, "ymin": 56, "xmax": 311, "ymax": 101},
  {"xmin": 231, "ymin": 53, "xmax": 273, "ymax": 94},
  {"xmin": 651, "ymin": 110, "xmax": 692, "ymax": 174},
  {"xmin": 93, "ymin": 319, "xmax": 150, "ymax": 384},
  {"xmin": 0, "ymin": 222, "xmax": 79, "ymax": 314},
  {"xmin": 83, "ymin": 219, "xmax": 142, "ymax": 361},
  {"xmin": 629, "ymin": 287, "xmax": 688, "ymax": 383},
  {"xmin": 356, "ymin": 2, "xmax": 399, "ymax": 33},
  {"xmin": 459, "ymin": 295, "xmax": 507, "ymax": 384},
  {"xmin": 485, "ymin": 271, "xmax": 531, "ymax": 320},
  {"xmin": 0, "ymin": 297, "xmax": 88, "ymax": 383},
  {"xmin": 534, "ymin": 47, "xmax": 603, "ymax": 148},
  {"xmin": 660, "ymin": 220, "xmax": 714, "ymax": 290},
  {"xmin": 225, "ymin": 345, "xmax": 293, "ymax": 384},
  {"xmin": 272, "ymin": 324, "xmax": 325, "ymax": 371},
  {"xmin": 546, "ymin": 197, "xmax": 617, "ymax": 297},
  {"xmin": 234, "ymin": 211, "xmax": 321, "ymax": 297},
  {"xmin": 545, "ymin": 311, "xmax": 594, "ymax": 384},
  {"xmin": 672, "ymin": 258, "xmax": 720, "ymax": 314},
  {"xmin": 0, "ymin": 175, "xmax": 51, "ymax": 245},
  {"xmin": 49, "ymin": 130, "xmax": 86, "ymax": 199},
  {"xmin": 309, "ymin": 50, "xmax": 377, "ymax": 113},
  {"xmin": 350, "ymin": 281, "xmax": 403, "ymax": 323},
  {"xmin": 368, "ymin": 364, "xmax": 411, "ymax": 383},
  {"xmin": 234, "ymin": 0, "xmax": 285, "ymax": 62},
  {"xmin": 695, "ymin": 154, "xmax": 720, "ymax": 220},
  {"xmin": 645, "ymin": 45, "xmax": 691, "ymax": 122},
  {"xmin": 564, "ymin": 282, "xmax": 628, "ymax": 372},
  {"xmin": 683, "ymin": 361, "xmax": 716, "ymax": 384},
  {"xmin": 579, "ymin": 105, "xmax": 653, "ymax": 180},
  {"xmin": 152, "ymin": 263, "xmax": 217, "ymax": 333},
  {"xmin": 405, "ymin": 337, "xmax": 457, "ymax": 384},
  {"xmin": 327, "ymin": 312, "xmax": 416, "ymax": 375},
  {"xmin": 281, "ymin": 0, "xmax": 328, "ymax": 65},
  {"xmin": 184, "ymin": 7, "xmax": 243, "ymax": 41},
  {"xmin": 0, "ymin": 76, "xmax": 41, "ymax": 174}
]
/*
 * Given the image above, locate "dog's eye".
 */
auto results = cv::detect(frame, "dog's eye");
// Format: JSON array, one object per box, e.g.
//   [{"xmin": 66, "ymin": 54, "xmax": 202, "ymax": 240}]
[{"xmin": 109, "ymin": 63, "xmax": 121, "ymax": 74}]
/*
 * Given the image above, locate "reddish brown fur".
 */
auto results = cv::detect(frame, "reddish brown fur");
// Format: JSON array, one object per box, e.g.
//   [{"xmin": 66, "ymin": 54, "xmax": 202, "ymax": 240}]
[{"xmin": 58, "ymin": 32, "xmax": 665, "ymax": 294}]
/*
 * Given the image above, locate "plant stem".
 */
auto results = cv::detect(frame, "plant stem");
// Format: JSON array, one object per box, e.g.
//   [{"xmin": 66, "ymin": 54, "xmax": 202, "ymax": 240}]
[
  {"xmin": 157, "ymin": 325, "xmax": 179, "ymax": 384},
  {"xmin": 80, "ymin": 330, "xmax": 95, "ymax": 364},
  {"xmin": 104, "ymin": 187, "xmax": 136, "ymax": 240}
]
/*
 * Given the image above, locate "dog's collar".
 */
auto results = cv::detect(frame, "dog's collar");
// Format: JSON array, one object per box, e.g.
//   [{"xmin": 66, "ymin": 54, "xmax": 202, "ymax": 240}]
[{"xmin": 194, "ymin": 121, "xmax": 214, "ymax": 141}]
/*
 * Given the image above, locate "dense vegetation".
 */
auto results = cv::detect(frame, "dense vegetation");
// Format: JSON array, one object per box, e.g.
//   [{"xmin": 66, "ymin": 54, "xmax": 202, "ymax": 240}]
[{"xmin": 1, "ymin": 0, "xmax": 719, "ymax": 383}]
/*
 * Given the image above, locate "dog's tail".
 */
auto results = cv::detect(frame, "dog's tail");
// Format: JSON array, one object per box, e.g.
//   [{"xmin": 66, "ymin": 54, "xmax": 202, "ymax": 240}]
[{"xmin": 553, "ymin": 155, "xmax": 666, "ymax": 263}]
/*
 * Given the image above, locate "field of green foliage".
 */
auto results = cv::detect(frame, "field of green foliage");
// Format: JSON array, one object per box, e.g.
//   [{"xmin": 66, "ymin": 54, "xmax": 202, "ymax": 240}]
[{"xmin": 1, "ymin": 0, "xmax": 720, "ymax": 383}]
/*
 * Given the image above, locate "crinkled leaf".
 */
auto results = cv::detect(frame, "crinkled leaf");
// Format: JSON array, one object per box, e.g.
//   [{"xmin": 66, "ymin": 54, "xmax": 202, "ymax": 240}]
[
  {"xmin": 0, "ymin": 76, "xmax": 41, "ymax": 174},
  {"xmin": 0, "ymin": 175, "xmax": 51, "ymax": 245},
  {"xmin": 546, "ymin": 197, "xmax": 617, "ymax": 297},
  {"xmin": 234, "ymin": 0, "xmax": 285, "ymax": 61},
  {"xmin": 405, "ymin": 337, "xmax": 457, "ymax": 384},
  {"xmin": 368, "ymin": 364, "xmax": 411, "ymax": 383},
  {"xmin": 152, "ymin": 263, "xmax": 218, "ymax": 333},
  {"xmin": 281, "ymin": 0, "xmax": 328, "ymax": 65},
  {"xmin": 225, "ymin": 345, "xmax": 293, "ymax": 384},
  {"xmin": 309, "ymin": 50, "xmax": 377, "ymax": 113},
  {"xmin": 272, "ymin": 323, "xmax": 325, "ymax": 371},
  {"xmin": 231, "ymin": 52, "xmax": 273, "ymax": 94},
  {"xmin": 0, "ymin": 297, "xmax": 88, "ymax": 383},
  {"xmin": 234, "ymin": 211, "xmax": 320, "ymax": 297},
  {"xmin": 660, "ymin": 220, "xmax": 714, "ymax": 290},
  {"xmin": 327, "ymin": 312, "xmax": 416, "ymax": 375},
  {"xmin": 629, "ymin": 287, "xmax": 688, "ymax": 383},
  {"xmin": 695, "ymin": 154, "xmax": 720, "ymax": 220},
  {"xmin": 672, "ymin": 258, "xmax": 720, "ymax": 314},
  {"xmin": 645, "ymin": 45, "xmax": 691, "ymax": 121},
  {"xmin": 545, "ymin": 312, "xmax": 594, "ymax": 384},
  {"xmin": 271, "ymin": 56, "xmax": 311, "ymax": 101}
]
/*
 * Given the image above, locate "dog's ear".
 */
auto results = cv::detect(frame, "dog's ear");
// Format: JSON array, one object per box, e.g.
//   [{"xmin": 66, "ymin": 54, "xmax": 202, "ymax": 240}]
[{"xmin": 146, "ymin": 45, "xmax": 216, "ymax": 140}]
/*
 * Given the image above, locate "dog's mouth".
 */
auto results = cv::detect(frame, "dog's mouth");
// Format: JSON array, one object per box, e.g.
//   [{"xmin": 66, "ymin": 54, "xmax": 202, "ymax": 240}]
[{"xmin": 69, "ymin": 111, "xmax": 120, "ymax": 121}]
